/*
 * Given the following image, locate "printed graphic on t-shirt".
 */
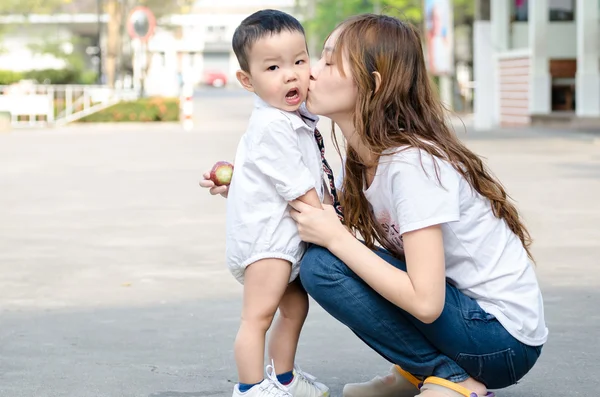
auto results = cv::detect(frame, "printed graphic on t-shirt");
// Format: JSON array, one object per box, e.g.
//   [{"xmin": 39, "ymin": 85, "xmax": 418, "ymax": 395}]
[{"xmin": 376, "ymin": 210, "xmax": 403, "ymax": 249}]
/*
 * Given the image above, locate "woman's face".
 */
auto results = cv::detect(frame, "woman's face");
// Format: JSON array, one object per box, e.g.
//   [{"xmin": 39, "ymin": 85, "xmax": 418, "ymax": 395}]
[{"xmin": 306, "ymin": 28, "xmax": 357, "ymax": 124}]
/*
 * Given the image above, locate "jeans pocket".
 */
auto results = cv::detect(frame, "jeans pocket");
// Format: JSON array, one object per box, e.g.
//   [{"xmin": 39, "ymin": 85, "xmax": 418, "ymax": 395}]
[{"xmin": 456, "ymin": 348, "xmax": 517, "ymax": 389}]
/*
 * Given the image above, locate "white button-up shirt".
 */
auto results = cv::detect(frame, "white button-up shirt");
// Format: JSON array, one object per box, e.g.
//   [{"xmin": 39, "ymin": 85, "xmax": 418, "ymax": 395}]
[{"xmin": 225, "ymin": 96, "xmax": 325, "ymax": 283}]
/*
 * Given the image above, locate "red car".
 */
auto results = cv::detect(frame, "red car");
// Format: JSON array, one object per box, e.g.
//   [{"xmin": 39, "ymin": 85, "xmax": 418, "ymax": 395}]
[{"xmin": 203, "ymin": 71, "xmax": 227, "ymax": 88}]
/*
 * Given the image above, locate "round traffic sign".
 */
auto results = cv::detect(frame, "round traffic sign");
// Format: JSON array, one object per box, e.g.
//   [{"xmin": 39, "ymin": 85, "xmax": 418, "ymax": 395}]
[{"xmin": 127, "ymin": 6, "xmax": 156, "ymax": 42}]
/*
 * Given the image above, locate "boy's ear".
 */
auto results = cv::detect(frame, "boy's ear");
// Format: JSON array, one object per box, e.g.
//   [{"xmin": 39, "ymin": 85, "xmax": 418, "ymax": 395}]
[{"xmin": 236, "ymin": 70, "xmax": 254, "ymax": 92}]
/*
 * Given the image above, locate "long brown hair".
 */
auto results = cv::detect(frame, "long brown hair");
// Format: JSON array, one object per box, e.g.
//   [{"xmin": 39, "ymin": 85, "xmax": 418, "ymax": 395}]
[{"xmin": 330, "ymin": 14, "xmax": 534, "ymax": 262}]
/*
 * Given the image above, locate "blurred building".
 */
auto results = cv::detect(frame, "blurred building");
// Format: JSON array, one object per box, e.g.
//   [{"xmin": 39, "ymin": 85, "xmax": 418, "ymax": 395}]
[
  {"xmin": 473, "ymin": 0, "xmax": 599, "ymax": 130},
  {"xmin": 144, "ymin": 0, "xmax": 301, "ymax": 96},
  {"xmin": 0, "ymin": 1, "xmax": 304, "ymax": 95}
]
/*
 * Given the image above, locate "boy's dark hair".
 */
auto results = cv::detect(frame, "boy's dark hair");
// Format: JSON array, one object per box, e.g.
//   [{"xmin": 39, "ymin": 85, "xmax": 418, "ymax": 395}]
[{"xmin": 232, "ymin": 9, "xmax": 305, "ymax": 73}]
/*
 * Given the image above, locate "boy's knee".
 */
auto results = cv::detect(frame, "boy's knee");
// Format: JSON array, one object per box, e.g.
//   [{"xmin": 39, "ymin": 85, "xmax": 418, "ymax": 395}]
[
  {"xmin": 241, "ymin": 311, "xmax": 276, "ymax": 332},
  {"xmin": 278, "ymin": 303, "xmax": 308, "ymax": 323}
]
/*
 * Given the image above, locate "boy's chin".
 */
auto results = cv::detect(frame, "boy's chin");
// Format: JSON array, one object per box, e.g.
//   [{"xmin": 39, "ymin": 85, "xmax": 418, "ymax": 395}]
[{"xmin": 278, "ymin": 99, "xmax": 304, "ymax": 112}]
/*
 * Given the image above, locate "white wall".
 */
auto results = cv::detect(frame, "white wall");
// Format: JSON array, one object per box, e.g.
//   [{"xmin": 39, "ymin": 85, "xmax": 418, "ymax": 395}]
[
  {"xmin": 145, "ymin": 13, "xmax": 253, "ymax": 95},
  {"xmin": 473, "ymin": 21, "xmax": 495, "ymax": 130},
  {"xmin": 511, "ymin": 21, "xmax": 577, "ymax": 58}
]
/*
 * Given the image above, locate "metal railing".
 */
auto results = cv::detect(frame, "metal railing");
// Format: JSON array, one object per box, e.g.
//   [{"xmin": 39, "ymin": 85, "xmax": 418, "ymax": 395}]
[{"xmin": 0, "ymin": 83, "xmax": 139, "ymax": 128}]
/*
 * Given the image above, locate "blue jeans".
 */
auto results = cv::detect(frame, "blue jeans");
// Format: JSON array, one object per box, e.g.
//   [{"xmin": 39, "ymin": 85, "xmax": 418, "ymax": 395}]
[{"xmin": 299, "ymin": 245, "xmax": 543, "ymax": 389}]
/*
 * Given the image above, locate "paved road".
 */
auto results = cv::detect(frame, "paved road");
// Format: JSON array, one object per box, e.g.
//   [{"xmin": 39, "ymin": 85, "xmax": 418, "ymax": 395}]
[{"xmin": 0, "ymin": 88, "xmax": 599, "ymax": 396}]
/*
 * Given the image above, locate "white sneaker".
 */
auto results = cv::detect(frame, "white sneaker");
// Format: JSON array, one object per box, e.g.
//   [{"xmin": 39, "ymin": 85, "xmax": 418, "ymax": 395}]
[
  {"xmin": 232, "ymin": 362, "xmax": 292, "ymax": 397},
  {"xmin": 343, "ymin": 365, "xmax": 420, "ymax": 397},
  {"xmin": 287, "ymin": 365, "xmax": 330, "ymax": 397}
]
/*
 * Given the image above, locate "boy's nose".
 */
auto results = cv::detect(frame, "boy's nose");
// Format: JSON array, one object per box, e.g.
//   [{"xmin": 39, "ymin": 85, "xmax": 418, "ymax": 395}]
[{"xmin": 285, "ymin": 72, "xmax": 298, "ymax": 83}]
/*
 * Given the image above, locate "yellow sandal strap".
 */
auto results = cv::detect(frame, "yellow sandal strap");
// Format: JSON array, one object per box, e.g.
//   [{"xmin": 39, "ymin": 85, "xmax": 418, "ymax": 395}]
[
  {"xmin": 394, "ymin": 365, "xmax": 422, "ymax": 389},
  {"xmin": 421, "ymin": 377, "xmax": 476, "ymax": 397}
]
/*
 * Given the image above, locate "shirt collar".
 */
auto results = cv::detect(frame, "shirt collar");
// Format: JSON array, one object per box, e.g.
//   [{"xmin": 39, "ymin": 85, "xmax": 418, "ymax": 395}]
[{"xmin": 253, "ymin": 94, "xmax": 319, "ymax": 131}]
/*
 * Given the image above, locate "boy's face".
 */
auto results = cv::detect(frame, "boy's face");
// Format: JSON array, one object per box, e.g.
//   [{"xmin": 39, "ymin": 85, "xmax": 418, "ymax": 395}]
[{"xmin": 237, "ymin": 30, "xmax": 310, "ymax": 112}]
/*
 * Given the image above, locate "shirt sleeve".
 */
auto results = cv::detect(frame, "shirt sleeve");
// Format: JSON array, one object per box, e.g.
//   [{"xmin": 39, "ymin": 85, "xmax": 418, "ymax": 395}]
[
  {"xmin": 248, "ymin": 119, "xmax": 315, "ymax": 202},
  {"xmin": 390, "ymin": 151, "xmax": 461, "ymax": 235}
]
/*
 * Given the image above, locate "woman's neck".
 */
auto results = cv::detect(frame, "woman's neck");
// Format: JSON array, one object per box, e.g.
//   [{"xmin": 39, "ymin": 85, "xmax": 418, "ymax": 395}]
[{"xmin": 335, "ymin": 117, "xmax": 377, "ymax": 167}]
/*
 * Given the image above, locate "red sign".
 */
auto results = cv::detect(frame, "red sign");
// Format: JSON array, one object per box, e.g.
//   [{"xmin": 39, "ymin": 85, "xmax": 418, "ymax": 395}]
[{"xmin": 127, "ymin": 6, "xmax": 156, "ymax": 42}]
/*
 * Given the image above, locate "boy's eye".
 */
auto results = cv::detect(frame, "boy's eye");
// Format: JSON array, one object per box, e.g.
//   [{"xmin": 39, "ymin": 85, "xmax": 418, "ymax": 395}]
[
  {"xmin": 267, "ymin": 65, "xmax": 278, "ymax": 71},
  {"xmin": 296, "ymin": 59, "xmax": 305, "ymax": 65}
]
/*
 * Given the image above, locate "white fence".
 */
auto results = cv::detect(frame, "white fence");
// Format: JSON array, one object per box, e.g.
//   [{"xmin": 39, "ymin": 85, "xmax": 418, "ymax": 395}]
[{"xmin": 0, "ymin": 83, "xmax": 138, "ymax": 128}]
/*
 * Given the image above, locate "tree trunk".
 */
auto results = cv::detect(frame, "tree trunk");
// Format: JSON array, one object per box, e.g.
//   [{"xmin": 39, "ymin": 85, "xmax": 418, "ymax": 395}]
[{"xmin": 106, "ymin": 0, "xmax": 121, "ymax": 88}]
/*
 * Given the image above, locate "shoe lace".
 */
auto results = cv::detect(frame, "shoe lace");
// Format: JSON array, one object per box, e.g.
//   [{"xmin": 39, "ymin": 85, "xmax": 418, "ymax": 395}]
[{"xmin": 261, "ymin": 360, "xmax": 291, "ymax": 397}]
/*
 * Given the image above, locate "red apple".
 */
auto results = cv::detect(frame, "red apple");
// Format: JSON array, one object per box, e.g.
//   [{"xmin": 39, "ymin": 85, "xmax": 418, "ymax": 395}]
[{"xmin": 210, "ymin": 161, "xmax": 234, "ymax": 186}]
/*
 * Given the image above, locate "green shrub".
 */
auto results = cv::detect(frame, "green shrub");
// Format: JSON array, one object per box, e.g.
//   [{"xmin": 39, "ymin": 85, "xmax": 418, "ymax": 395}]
[
  {"xmin": 23, "ymin": 68, "xmax": 81, "ymax": 85},
  {"xmin": 0, "ymin": 70, "xmax": 25, "ymax": 85},
  {"xmin": 0, "ymin": 69, "xmax": 98, "ymax": 85},
  {"xmin": 78, "ymin": 70, "xmax": 98, "ymax": 85},
  {"xmin": 78, "ymin": 97, "xmax": 180, "ymax": 123}
]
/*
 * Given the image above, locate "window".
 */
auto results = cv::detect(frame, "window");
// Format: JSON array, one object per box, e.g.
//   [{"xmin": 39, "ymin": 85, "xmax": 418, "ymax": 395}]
[
  {"xmin": 514, "ymin": 0, "xmax": 528, "ymax": 21},
  {"xmin": 206, "ymin": 25, "xmax": 227, "ymax": 42},
  {"xmin": 512, "ymin": 0, "xmax": 575, "ymax": 22},
  {"xmin": 549, "ymin": 0, "xmax": 574, "ymax": 21}
]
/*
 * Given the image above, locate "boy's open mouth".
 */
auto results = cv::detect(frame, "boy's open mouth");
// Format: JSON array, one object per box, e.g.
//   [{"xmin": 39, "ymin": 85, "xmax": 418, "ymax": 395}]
[{"xmin": 285, "ymin": 88, "xmax": 301, "ymax": 105}]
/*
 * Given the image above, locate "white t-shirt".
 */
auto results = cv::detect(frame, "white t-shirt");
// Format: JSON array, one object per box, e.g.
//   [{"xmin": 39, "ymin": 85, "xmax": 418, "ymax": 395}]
[
  {"xmin": 225, "ymin": 96, "xmax": 326, "ymax": 283},
  {"xmin": 361, "ymin": 147, "xmax": 548, "ymax": 346}
]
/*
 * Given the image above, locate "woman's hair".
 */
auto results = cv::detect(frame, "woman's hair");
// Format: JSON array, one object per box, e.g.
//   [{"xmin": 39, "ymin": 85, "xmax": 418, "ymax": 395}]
[{"xmin": 330, "ymin": 14, "xmax": 534, "ymax": 262}]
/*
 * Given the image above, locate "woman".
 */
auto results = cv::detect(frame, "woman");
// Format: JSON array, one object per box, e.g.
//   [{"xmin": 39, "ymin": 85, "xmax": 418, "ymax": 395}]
[{"xmin": 202, "ymin": 14, "xmax": 547, "ymax": 397}]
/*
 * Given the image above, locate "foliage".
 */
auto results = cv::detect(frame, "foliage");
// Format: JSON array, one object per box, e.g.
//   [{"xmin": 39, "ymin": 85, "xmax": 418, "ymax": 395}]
[
  {"xmin": 0, "ymin": 0, "xmax": 193, "ymax": 16},
  {"xmin": 28, "ymin": 36, "xmax": 91, "ymax": 71},
  {"xmin": 303, "ymin": 0, "xmax": 475, "ymax": 51},
  {"xmin": 130, "ymin": 0, "xmax": 196, "ymax": 18},
  {"xmin": 0, "ymin": 0, "xmax": 70, "ymax": 14},
  {"xmin": 78, "ymin": 97, "xmax": 180, "ymax": 122},
  {"xmin": 0, "ymin": 69, "xmax": 98, "ymax": 85},
  {"xmin": 0, "ymin": 70, "xmax": 23, "ymax": 85}
]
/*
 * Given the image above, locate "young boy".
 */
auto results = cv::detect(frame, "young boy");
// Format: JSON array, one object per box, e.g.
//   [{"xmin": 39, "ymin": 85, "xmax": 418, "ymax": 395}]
[{"xmin": 224, "ymin": 9, "xmax": 331, "ymax": 397}]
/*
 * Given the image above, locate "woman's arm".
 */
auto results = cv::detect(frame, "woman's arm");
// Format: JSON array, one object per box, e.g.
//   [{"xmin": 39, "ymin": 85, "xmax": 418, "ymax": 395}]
[{"xmin": 290, "ymin": 201, "xmax": 446, "ymax": 324}]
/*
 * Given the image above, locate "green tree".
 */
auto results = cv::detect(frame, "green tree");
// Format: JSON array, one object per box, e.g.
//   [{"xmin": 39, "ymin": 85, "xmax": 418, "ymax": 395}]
[
  {"xmin": 302, "ymin": 0, "xmax": 421, "ymax": 51},
  {"xmin": 303, "ymin": 0, "xmax": 474, "ymax": 54},
  {"xmin": 28, "ymin": 36, "xmax": 89, "ymax": 71},
  {"xmin": 0, "ymin": 0, "xmax": 68, "ymax": 14}
]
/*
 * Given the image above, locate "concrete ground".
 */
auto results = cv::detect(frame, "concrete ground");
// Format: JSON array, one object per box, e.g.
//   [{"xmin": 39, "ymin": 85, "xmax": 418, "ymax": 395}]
[{"xmin": 0, "ymin": 88, "xmax": 599, "ymax": 397}]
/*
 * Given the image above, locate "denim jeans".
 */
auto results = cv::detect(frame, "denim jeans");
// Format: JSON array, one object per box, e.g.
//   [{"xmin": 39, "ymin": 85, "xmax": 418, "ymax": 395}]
[{"xmin": 299, "ymin": 245, "xmax": 543, "ymax": 389}]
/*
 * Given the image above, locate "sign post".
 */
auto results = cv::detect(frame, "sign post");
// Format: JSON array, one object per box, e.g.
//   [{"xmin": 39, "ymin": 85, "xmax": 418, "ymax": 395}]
[{"xmin": 127, "ymin": 6, "xmax": 156, "ymax": 98}]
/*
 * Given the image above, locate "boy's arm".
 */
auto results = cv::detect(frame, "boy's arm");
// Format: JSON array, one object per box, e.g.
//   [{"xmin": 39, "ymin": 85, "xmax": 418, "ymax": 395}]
[
  {"xmin": 249, "ymin": 120, "xmax": 319, "ymax": 203},
  {"xmin": 295, "ymin": 188, "xmax": 322, "ymax": 209}
]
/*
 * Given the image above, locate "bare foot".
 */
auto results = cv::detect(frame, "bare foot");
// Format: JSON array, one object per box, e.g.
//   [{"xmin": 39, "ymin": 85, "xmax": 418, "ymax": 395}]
[{"xmin": 457, "ymin": 377, "xmax": 488, "ymax": 396}]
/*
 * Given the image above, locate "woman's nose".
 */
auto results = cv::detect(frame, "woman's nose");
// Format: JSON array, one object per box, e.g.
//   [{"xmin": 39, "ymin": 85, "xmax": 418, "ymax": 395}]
[{"xmin": 310, "ymin": 62, "xmax": 322, "ymax": 80}]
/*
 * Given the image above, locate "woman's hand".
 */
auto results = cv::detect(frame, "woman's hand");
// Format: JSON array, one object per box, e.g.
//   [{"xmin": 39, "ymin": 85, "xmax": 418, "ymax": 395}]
[
  {"xmin": 289, "ymin": 200, "xmax": 350, "ymax": 248},
  {"xmin": 199, "ymin": 171, "xmax": 229, "ymax": 198}
]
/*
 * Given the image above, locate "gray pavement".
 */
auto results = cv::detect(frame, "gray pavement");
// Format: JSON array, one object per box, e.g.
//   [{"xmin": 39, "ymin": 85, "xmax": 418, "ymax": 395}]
[{"xmin": 0, "ymin": 88, "xmax": 599, "ymax": 396}]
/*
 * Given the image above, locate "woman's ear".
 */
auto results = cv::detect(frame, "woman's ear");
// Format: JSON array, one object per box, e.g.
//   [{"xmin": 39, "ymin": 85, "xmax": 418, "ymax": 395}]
[
  {"xmin": 372, "ymin": 71, "xmax": 382, "ymax": 94},
  {"xmin": 236, "ymin": 70, "xmax": 254, "ymax": 92}
]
